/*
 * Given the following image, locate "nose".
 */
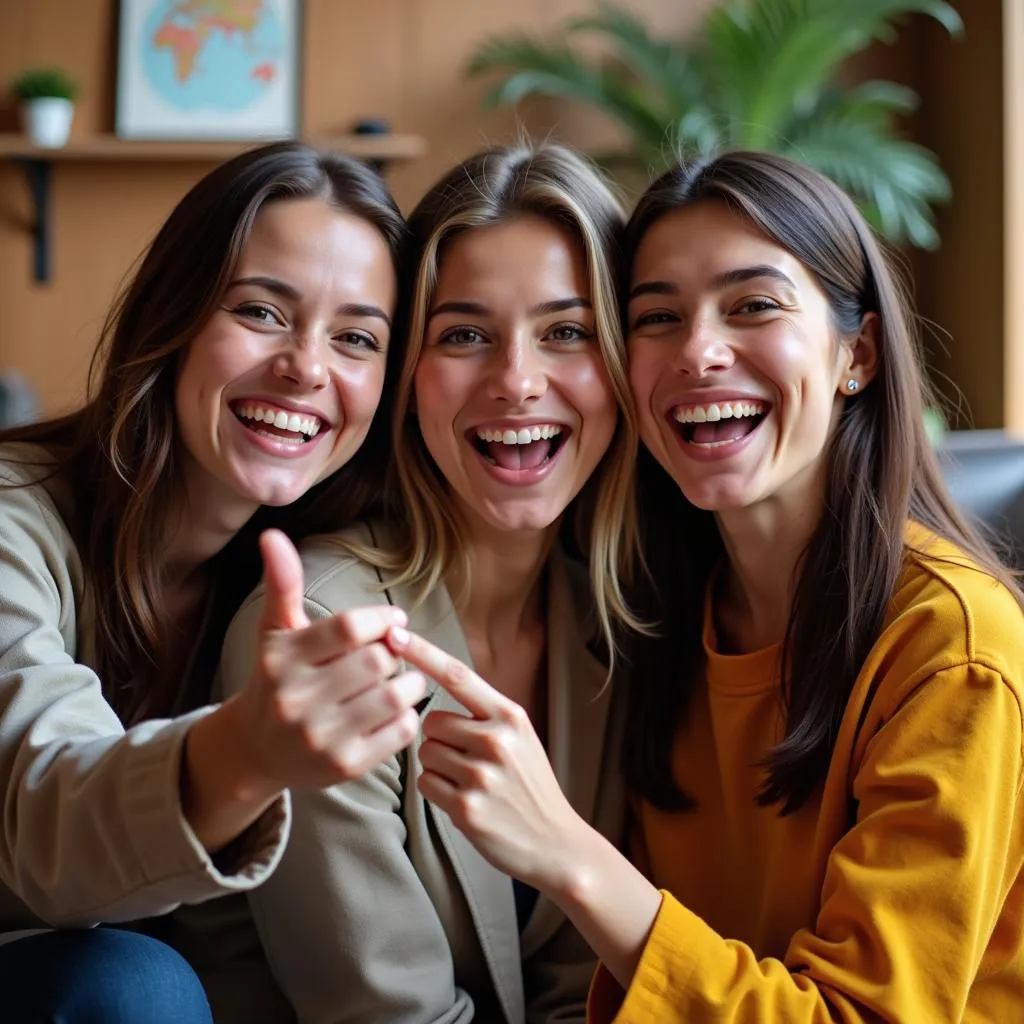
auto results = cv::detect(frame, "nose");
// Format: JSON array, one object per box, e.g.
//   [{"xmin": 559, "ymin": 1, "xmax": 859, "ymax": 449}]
[
  {"xmin": 486, "ymin": 336, "xmax": 547, "ymax": 404},
  {"xmin": 670, "ymin": 315, "xmax": 734, "ymax": 378},
  {"xmin": 273, "ymin": 330, "xmax": 328, "ymax": 391}
]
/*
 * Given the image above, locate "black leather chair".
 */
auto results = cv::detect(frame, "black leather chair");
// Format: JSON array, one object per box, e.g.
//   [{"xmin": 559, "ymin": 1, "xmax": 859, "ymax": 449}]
[{"xmin": 937, "ymin": 430, "xmax": 1024, "ymax": 569}]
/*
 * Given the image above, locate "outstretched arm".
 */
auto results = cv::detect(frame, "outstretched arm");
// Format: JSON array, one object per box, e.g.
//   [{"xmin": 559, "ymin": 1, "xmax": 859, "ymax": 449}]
[{"xmin": 388, "ymin": 626, "xmax": 662, "ymax": 987}]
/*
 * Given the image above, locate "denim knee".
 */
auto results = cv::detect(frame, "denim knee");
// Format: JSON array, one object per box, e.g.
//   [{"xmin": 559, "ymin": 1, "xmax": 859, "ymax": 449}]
[{"xmin": 0, "ymin": 927, "xmax": 213, "ymax": 1024}]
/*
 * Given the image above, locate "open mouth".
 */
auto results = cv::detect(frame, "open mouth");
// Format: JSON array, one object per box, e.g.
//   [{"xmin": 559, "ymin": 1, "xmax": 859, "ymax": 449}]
[
  {"xmin": 672, "ymin": 400, "xmax": 768, "ymax": 448},
  {"xmin": 469, "ymin": 424, "xmax": 570, "ymax": 471},
  {"xmin": 232, "ymin": 401, "xmax": 326, "ymax": 446}
]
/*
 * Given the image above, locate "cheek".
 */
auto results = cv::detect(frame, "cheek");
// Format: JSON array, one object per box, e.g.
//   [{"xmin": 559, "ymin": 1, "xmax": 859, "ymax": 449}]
[
  {"xmin": 177, "ymin": 326, "xmax": 265, "ymax": 409},
  {"xmin": 413, "ymin": 358, "xmax": 474, "ymax": 432},
  {"xmin": 755, "ymin": 323, "xmax": 832, "ymax": 394},
  {"xmin": 626, "ymin": 342, "xmax": 665, "ymax": 426},
  {"xmin": 334, "ymin": 359, "xmax": 387, "ymax": 428},
  {"xmin": 569, "ymin": 353, "xmax": 616, "ymax": 415}
]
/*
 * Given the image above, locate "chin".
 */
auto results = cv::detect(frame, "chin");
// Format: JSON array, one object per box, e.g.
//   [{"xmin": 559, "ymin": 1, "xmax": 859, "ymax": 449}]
[
  {"xmin": 476, "ymin": 502, "xmax": 563, "ymax": 535},
  {"xmin": 672, "ymin": 476, "xmax": 760, "ymax": 513},
  {"xmin": 234, "ymin": 473, "xmax": 316, "ymax": 509}
]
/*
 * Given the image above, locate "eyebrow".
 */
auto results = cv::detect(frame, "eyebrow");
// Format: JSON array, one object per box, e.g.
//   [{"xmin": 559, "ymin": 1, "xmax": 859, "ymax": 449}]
[
  {"xmin": 427, "ymin": 296, "xmax": 592, "ymax": 321},
  {"xmin": 228, "ymin": 276, "xmax": 391, "ymax": 327},
  {"xmin": 629, "ymin": 264, "xmax": 796, "ymax": 301}
]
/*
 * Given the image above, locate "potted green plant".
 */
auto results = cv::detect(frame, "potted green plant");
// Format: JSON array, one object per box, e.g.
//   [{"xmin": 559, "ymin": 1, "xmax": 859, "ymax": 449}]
[
  {"xmin": 11, "ymin": 68, "xmax": 78, "ymax": 148},
  {"xmin": 467, "ymin": 0, "xmax": 962, "ymax": 250}
]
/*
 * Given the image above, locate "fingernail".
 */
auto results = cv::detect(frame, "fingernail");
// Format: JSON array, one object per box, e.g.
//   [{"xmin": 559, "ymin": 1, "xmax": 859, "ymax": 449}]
[{"xmin": 390, "ymin": 626, "xmax": 410, "ymax": 647}]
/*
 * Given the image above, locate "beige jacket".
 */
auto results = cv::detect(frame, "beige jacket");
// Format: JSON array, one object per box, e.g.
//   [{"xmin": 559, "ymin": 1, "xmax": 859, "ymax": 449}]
[
  {"xmin": 0, "ymin": 446, "xmax": 291, "ymax": 935},
  {"xmin": 212, "ymin": 521, "xmax": 626, "ymax": 1024}
]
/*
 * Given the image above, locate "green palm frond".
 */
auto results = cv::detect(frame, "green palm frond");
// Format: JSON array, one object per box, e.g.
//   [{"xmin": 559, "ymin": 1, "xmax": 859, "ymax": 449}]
[
  {"xmin": 705, "ymin": 0, "xmax": 961, "ymax": 148},
  {"xmin": 784, "ymin": 109, "xmax": 950, "ymax": 249},
  {"xmin": 567, "ymin": 4, "xmax": 709, "ymax": 118},
  {"xmin": 465, "ymin": 0, "xmax": 961, "ymax": 248},
  {"xmin": 467, "ymin": 36, "xmax": 670, "ymax": 161}
]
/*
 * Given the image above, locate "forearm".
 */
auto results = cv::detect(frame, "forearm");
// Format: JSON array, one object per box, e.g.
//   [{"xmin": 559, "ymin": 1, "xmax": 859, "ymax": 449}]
[
  {"xmin": 181, "ymin": 696, "xmax": 282, "ymax": 854},
  {"xmin": 546, "ymin": 817, "xmax": 663, "ymax": 989}
]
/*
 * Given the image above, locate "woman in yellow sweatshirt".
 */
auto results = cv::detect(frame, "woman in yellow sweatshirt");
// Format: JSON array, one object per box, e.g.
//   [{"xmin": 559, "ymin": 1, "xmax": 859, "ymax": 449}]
[{"xmin": 388, "ymin": 149, "xmax": 1024, "ymax": 1021}]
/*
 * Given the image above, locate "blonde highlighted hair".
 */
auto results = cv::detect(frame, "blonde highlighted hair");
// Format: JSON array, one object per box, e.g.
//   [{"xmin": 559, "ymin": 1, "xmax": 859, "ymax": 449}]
[{"xmin": 371, "ymin": 140, "xmax": 643, "ymax": 658}]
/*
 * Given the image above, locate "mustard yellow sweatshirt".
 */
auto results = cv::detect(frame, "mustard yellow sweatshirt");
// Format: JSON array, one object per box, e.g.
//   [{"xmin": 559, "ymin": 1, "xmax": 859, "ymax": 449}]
[{"xmin": 589, "ymin": 524, "xmax": 1024, "ymax": 1022}]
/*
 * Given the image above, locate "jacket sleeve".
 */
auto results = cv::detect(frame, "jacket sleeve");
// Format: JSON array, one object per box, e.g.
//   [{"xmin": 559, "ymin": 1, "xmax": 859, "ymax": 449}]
[
  {"xmin": 0, "ymin": 469, "xmax": 290, "ymax": 928},
  {"xmin": 217, "ymin": 591, "xmax": 476, "ymax": 1024},
  {"xmin": 587, "ymin": 663, "xmax": 1024, "ymax": 1022}
]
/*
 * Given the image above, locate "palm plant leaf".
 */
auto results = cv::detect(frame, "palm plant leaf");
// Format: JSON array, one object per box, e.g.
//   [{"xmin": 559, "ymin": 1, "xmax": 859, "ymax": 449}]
[
  {"xmin": 566, "ymin": 3, "xmax": 710, "ymax": 120},
  {"xmin": 785, "ymin": 106, "xmax": 950, "ymax": 249},
  {"xmin": 704, "ymin": 0, "xmax": 962, "ymax": 149},
  {"xmin": 465, "ymin": 0, "xmax": 962, "ymax": 247},
  {"xmin": 467, "ymin": 35, "xmax": 671, "ymax": 160}
]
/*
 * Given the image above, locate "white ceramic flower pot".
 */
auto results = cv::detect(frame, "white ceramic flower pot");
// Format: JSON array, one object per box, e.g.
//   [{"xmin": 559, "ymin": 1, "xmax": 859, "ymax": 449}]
[{"xmin": 23, "ymin": 98, "xmax": 74, "ymax": 148}]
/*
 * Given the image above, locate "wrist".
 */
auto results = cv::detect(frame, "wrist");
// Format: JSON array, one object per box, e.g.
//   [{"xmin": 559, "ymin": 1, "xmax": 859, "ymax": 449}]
[
  {"xmin": 542, "ymin": 812, "xmax": 605, "ymax": 908},
  {"xmin": 183, "ymin": 700, "xmax": 282, "ymax": 838}
]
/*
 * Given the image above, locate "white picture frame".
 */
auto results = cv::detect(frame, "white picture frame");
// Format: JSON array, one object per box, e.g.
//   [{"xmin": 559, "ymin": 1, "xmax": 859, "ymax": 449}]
[{"xmin": 115, "ymin": 0, "xmax": 301, "ymax": 140}]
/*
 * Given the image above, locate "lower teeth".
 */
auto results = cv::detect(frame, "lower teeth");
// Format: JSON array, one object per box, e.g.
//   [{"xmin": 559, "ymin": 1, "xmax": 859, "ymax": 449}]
[{"xmin": 243, "ymin": 421, "xmax": 309, "ymax": 444}]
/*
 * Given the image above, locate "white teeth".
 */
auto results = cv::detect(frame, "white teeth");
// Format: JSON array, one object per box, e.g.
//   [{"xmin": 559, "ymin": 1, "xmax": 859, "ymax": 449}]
[
  {"xmin": 475, "ymin": 424, "xmax": 564, "ymax": 444},
  {"xmin": 234, "ymin": 403, "xmax": 324, "ymax": 438},
  {"xmin": 673, "ymin": 401, "xmax": 766, "ymax": 424}
]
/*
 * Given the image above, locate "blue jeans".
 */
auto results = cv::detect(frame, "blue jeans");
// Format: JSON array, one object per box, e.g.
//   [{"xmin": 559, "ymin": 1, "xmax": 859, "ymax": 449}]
[{"xmin": 0, "ymin": 928, "xmax": 212, "ymax": 1023}]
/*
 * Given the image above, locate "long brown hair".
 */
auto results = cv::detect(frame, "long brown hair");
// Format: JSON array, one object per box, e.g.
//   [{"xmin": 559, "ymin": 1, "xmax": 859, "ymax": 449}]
[
  {"xmin": 623, "ymin": 150, "xmax": 1022, "ymax": 814},
  {"xmin": 1, "ymin": 142, "xmax": 407, "ymax": 724},
  {"xmin": 359, "ymin": 141, "xmax": 643, "ymax": 659}
]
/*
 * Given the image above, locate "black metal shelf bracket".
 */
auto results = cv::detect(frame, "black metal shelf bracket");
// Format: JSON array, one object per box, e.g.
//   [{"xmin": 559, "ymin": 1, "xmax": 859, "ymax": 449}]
[{"xmin": 13, "ymin": 157, "xmax": 52, "ymax": 284}]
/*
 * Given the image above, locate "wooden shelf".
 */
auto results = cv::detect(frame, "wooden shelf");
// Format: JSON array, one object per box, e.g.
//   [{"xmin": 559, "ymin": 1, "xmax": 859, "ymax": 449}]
[
  {"xmin": 0, "ymin": 132, "xmax": 427, "ymax": 162},
  {"xmin": 0, "ymin": 133, "xmax": 426, "ymax": 285}
]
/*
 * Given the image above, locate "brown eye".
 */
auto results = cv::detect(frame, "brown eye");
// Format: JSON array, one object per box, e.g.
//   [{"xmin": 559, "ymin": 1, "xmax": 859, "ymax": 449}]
[
  {"xmin": 439, "ymin": 327, "xmax": 485, "ymax": 347},
  {"xmin": 333, "ymin": 331, "xmax": 382, "ymax": 353},
  {"xmin": 233, "ymin": 303, "xmax": 284, "ymax": 326},
  {"xmin": 632, "ymin": 310, "xmax": 677, "ymax": 328},
  {"xmin": 734, "ymin": 298, "xmax": 781, "ymax": 315},
  {"xmin": 545, "ymin": 323, "xmax": 592, "ymax": 344}
]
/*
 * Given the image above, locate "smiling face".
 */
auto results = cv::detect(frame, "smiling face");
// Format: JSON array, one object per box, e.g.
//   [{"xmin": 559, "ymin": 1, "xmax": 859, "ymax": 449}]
[
  {"xmin": 412, "ymin": 215, "xmax": 618, "ymax": 536},
  {"xmin": 175, "ymin": 195, "xmax": 396, "ymax": 516},
  {"xmin": 628, "ymin": 200, "xmax": 868, "ymax": 513}
]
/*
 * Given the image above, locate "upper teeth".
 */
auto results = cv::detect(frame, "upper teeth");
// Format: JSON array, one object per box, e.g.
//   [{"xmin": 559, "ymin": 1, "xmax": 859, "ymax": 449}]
[
  {"xmin": 236, "ymin": 403, "xmax": 322, "ymax": 436},
  {"xmin": 476, "ymin": 425, "xmax": 563, "ymax": 445},
  {"xmin": 674, "ymin": 401, "xmax": 765, "ymax": 424}
]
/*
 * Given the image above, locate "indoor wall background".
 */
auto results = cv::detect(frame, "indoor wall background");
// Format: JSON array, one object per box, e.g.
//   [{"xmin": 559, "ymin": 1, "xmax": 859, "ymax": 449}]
[{"xmin": 0, "ymin": 0, "xmax": 1004, "ymax": 428}]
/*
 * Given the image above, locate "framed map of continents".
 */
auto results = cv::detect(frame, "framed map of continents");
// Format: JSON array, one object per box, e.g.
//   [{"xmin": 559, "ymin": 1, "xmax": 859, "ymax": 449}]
[{"xmin": 116, "ymin": 0, "xmax": 301, "ymax": 140}]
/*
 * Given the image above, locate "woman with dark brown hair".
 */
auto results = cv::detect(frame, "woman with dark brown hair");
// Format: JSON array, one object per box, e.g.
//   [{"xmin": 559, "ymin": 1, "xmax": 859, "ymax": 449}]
[
  {"xmin": 388, "ymin": 150, "xmax": 1024, "ymax": 1021},
  {"xmin": 0, "ymin": 142, "xmax": 425, "ymax": 1022}
]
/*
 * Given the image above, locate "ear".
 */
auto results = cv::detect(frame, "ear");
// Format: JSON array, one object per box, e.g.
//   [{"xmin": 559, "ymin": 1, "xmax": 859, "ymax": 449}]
[{"xmin": 837, "ymin": 312, "xmax": 880, "ymax": 397}]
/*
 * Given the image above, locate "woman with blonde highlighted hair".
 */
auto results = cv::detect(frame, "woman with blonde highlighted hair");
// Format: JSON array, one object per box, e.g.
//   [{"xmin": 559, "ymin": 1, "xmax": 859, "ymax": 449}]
[{"xmin": 214, "ymin": 140, "xmax": 641, "ymax": 1022}]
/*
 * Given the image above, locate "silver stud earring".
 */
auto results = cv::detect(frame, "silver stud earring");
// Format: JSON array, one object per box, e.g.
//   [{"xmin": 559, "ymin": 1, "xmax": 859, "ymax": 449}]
[{"xmin": 846, "ymin": 378, "xmax": 859, "ymax": 393}]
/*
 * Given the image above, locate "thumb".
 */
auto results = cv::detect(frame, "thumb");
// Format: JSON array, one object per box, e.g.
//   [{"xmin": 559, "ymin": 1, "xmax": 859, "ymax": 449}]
[{"xmin": 259, "ymin": 529, "xmax": 310, "ymax": 632}]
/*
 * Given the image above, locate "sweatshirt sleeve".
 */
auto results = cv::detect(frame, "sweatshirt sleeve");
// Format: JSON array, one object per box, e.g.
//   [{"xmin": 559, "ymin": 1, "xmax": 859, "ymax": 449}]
[
  {"xmin": 588, "ymin": 662, "xmax": 1024, "ymax": 1023},
  {"xmin": 0, "ymin": 469, "xmax": 290, "ymax": 928}
]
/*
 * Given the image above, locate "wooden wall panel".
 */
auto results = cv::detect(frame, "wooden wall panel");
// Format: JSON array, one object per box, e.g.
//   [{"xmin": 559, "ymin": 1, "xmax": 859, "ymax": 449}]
[
  {"xmin": 1005, "ymin": 0, "xmax": 1024, "ymax": 434},
  {"xmin": 0, "ymin": 0, "xmax": 1007, "ymax": 425}
]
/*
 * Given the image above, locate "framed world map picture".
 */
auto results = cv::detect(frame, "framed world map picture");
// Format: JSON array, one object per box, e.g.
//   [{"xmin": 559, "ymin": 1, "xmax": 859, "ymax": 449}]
[{"xmin": 115, "ymin": 0, "xmax": 301, "ymax": 140}]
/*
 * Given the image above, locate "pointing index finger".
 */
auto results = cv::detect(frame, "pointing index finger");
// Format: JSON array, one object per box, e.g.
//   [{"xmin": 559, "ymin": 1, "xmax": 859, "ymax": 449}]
[{"xmin": 388, "ymin": 627, "xmax": 504, "ymax": 720}]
